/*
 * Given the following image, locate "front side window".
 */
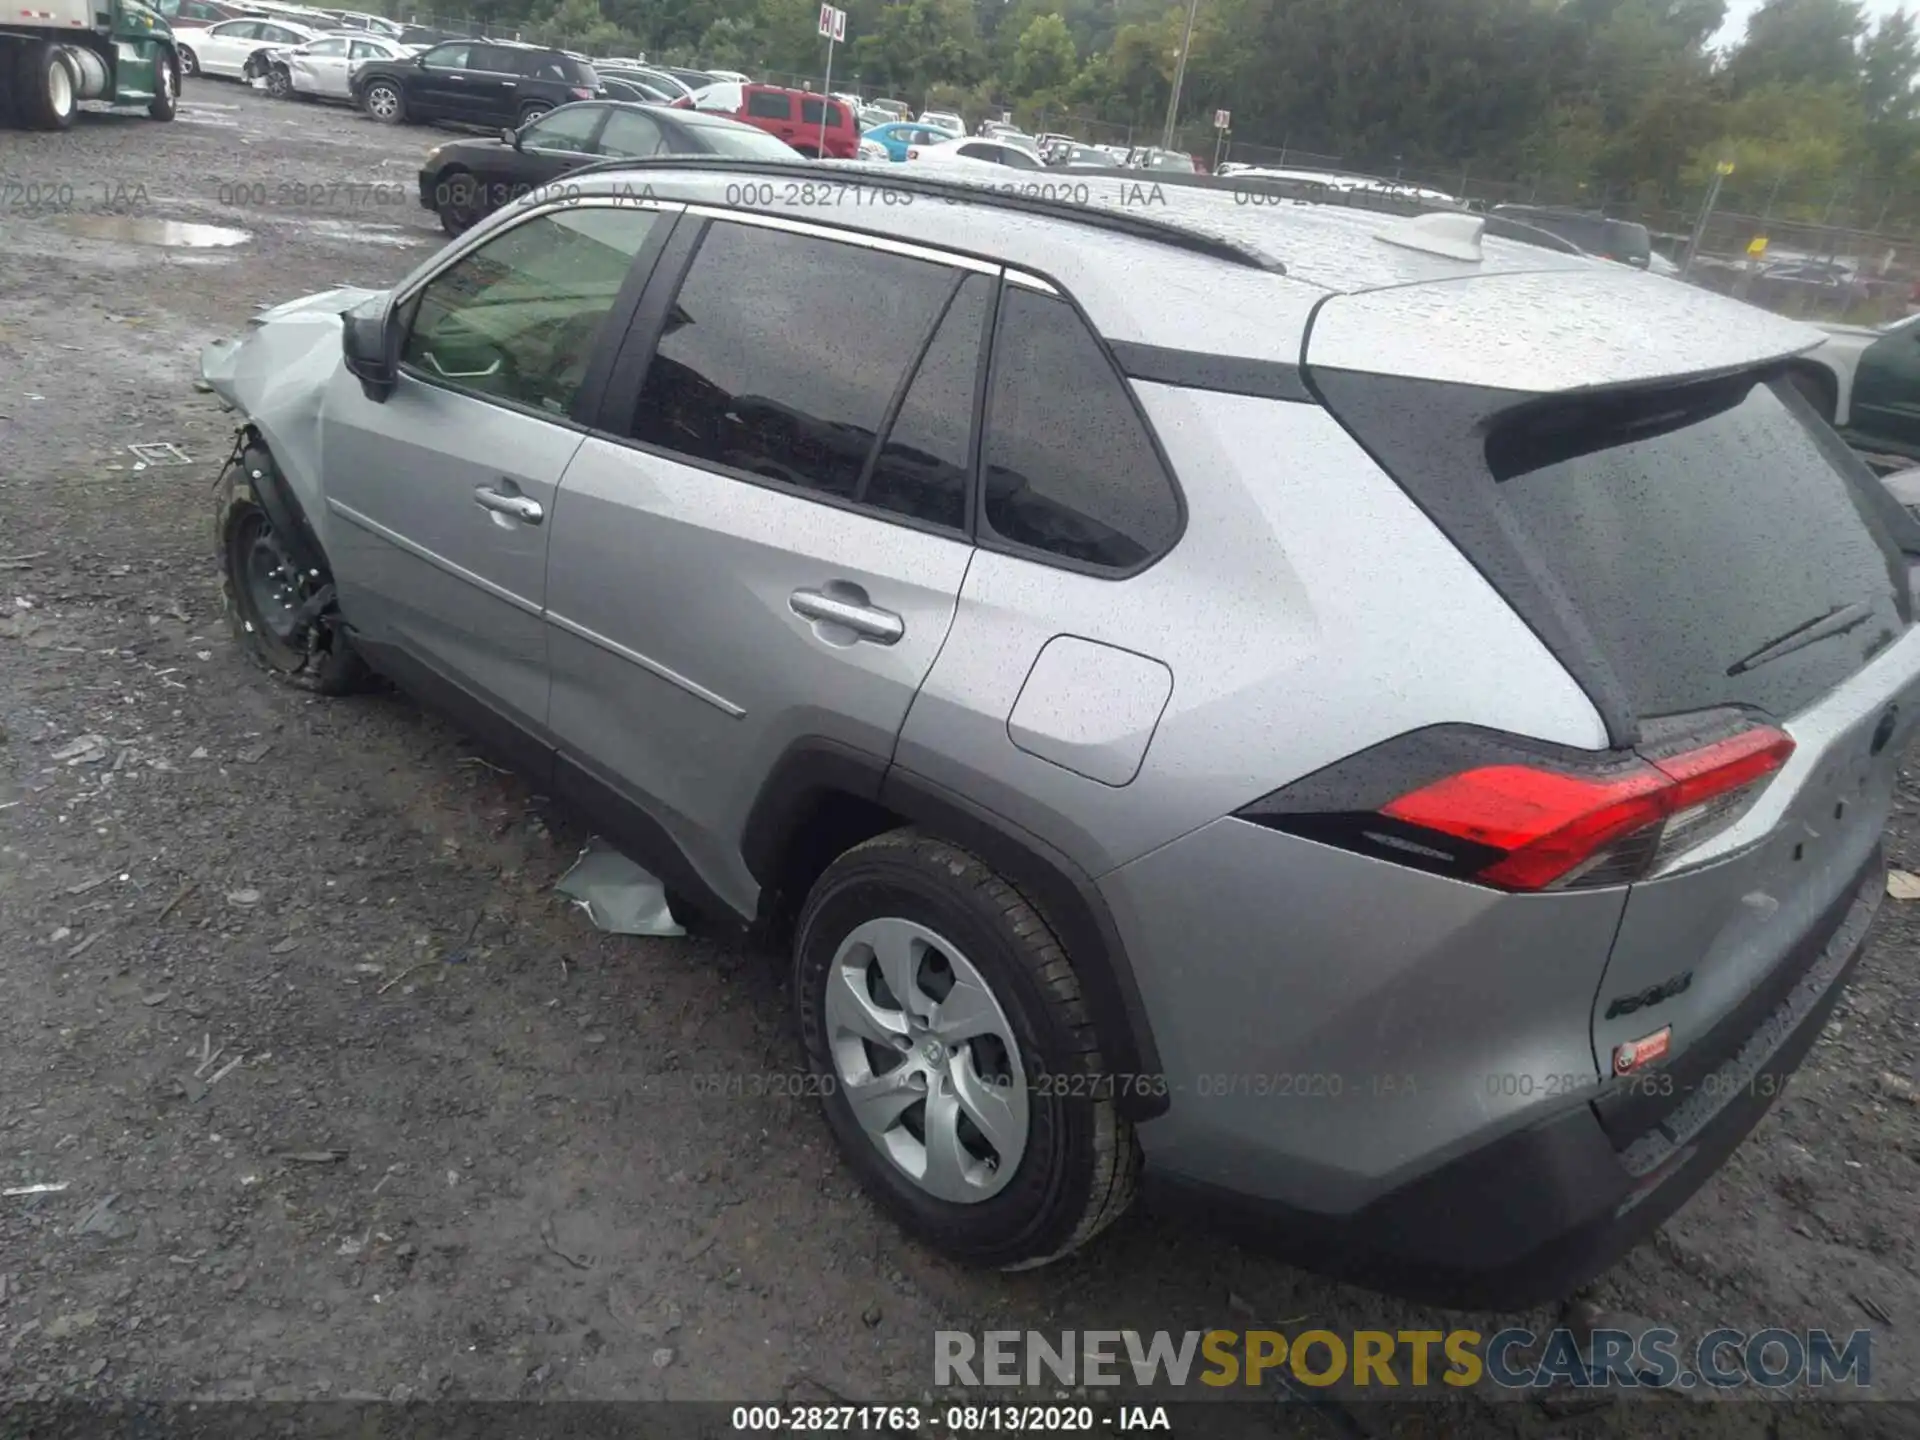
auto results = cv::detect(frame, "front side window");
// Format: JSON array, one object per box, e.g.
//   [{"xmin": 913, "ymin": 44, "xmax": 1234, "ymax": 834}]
[
  {"xmin": 981, "ymin": 286, "xmax": 1180, "ymax": 570},
  {"xmin": 747, "ymin": 90, "xmax": 791, "ymax": 119},
  {"xmin": 521, "ymin": 103, "xmax": 602, "ymax": 151},
  {"xmin": 799, "ymin": 97, "xmax": 843, "ymax": 126},
  {"xmin": 402, "ymin": 206, "xmax": 663, "ymax": 418},
  {"xmin": 625, "ymin": 221, "xmax": 958, "ymax": 505},
  {"xmin": 421, "ymin": 43, "xmax": 470, "ymax": 69}
]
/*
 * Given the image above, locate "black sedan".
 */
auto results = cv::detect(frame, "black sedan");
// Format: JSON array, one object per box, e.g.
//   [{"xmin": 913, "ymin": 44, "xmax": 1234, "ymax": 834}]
[{"xmin": 416, "ymin": 101, "xmax": 803, "ymax": 235}]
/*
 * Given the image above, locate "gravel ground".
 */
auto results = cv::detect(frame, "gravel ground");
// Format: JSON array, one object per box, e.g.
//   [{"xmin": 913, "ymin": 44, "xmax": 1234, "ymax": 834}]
[{"xmin": 4, "ymin": 82, "xmax": 1920, "ymax": 1434}]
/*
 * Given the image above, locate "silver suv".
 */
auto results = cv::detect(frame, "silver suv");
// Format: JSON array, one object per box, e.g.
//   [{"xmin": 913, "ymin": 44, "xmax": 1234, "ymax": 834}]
[{"xmin": 202, "ymin": 161, "xmax": 1920, "ymax": 1308}]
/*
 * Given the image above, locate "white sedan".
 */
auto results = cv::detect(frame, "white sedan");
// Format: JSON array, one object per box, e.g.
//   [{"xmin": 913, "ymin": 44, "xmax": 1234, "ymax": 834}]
[
  {"xmin": 263, "ymin": 33, "xmax": 415, "ymax": 100},
  {"xmin": 172, "ymin": 16, "xmax": 320, "ymax": 78},
  {"xmin": 902, "ymin": 135, "xmax": 1043, "ymax": 170}
]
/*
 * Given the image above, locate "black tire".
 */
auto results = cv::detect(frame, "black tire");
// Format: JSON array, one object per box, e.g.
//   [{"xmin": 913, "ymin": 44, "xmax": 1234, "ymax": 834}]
[
  {"xmin": 434, "ymin": 168, "xmax": 480, "ymax": 236},
  {"xmin": 363, "ymin": 78, "xmax": 404, "ymax": 123},
  {"xmin": 149, "ymin": 51, "xmax": 179, "ymax": 120},
  {"xmin": 794, "ymin": 829, "xmax": 1139, "ymax": 1269},
  {"xmin": 15, "ymin": 40, "xmax": 79, "ymax": 131},
  {"xmin": 215, "ymin": 444, "xmax": 370, "ymax": 696},
  {"xmin": 1787, "ymin": 364, "xmax": 1838, "ymax": 425},
  {"xmin": 265, "ymin": 63, "xmax": 292, "ymax": 99},
  {"xmin": 517, "ymin": 100, "xmax": 551, "ymax": 123},
  {"xmin": 177, "ymin": 44, "xmax": 199, "ymax": 77}
]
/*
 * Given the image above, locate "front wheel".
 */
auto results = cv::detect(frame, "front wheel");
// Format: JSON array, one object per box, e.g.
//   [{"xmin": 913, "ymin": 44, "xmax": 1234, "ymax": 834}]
[
  {"xmin": 794, "ymin": 830, "xmax": 1140, "ymax": 1269},
  {"xmin": 149, "ymin": 52, "xmax": 178, "ymax": 119},
  {"xmin": 362, "ymin": 79, "xmax": 404, "ymax": 123},
  {"xmin": 433, "ymin": 169, "xmax": 481, "ymax": 236},
  {"xmin": 215, "ymin": 444, "xmax": 370, "ymax": 695}
]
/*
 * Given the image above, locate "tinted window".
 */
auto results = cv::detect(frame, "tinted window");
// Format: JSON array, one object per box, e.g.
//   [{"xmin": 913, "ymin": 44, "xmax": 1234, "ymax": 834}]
[
  {"xmin": 746, "ymin": 90, "xmax": 790, "ymax": 119},
  {"xmin": 861, "ymin": 273, "xmax": 990, "ymax": 530},
  {"xmin": 799, "ymin": 97, "xmax": 843, "ymax": 126},
  {"xmin": 598, "ymin": 107, "xmax": 664, "ymax": 156},
  {"xmin": 626, "ymin": 222, "xmax": 956, "ymax": 504},
  {"xmin": 422, "ymin": 42, "xmax": 469, "ymax": 68},
  {"xmin": 403, "ymin": 206, "xmax": 661, "ymax": 417},
  {"xmin": 522, "ymin": 104, "xmax": 602, "ymax": 150},
  {"xmin": 467, "ymin": 44, "xmax": 517, "ymax": 72},
  {"xmin": 981, "ymin": 287, "xmax": 1180, "ymax": 570},
  {"xmin": 999, "ymin": 146, "xmax": 1041, "ymax": 169},
  {"xmin": 1488, "ymin": 376, "xmax": 1907, "ymax": 720},
  {"xmin": 517, "ymin": 49, "xmax": 568, "ymax": 79}
]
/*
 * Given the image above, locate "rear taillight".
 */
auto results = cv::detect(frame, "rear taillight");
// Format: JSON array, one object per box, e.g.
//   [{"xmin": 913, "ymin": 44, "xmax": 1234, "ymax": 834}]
[
  {"xmin": 570, "ymin": 86, "xmax": 594, "ymax": 99},
  {"xmin": 1238, "ymin": 720, "xmax": 1794, "ymax": 892}
]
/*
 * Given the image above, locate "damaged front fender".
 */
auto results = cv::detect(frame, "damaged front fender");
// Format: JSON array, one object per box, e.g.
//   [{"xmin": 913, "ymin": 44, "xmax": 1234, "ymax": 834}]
[{"xmin": 199, "ymin": 287, "xmax": 386, "ymax": 563}]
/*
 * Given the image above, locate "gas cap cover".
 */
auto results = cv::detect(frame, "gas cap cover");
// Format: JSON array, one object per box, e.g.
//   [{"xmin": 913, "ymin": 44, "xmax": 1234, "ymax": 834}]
[{"xmin": 1006, "ymin": 636, "xmax": 1173, "ymax": 787}]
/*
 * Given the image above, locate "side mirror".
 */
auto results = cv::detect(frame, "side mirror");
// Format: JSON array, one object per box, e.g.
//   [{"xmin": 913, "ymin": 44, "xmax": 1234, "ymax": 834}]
[
  {"xmin": 342, "ymin": 305, "xmax": 396, "ymax": 402},
  {"xmin": 502, "ymin": 125, "xmax": 519, "ymax": 148},
  {"xmin": 414, "ymin": 52, "xmax": 426, "ymax": 67}
]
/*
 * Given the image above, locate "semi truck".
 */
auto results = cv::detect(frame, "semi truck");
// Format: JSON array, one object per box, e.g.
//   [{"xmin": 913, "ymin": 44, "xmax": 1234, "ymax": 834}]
[{"xmin": 0, "ymin": 0, "xmax": 181, "ymax": 129}]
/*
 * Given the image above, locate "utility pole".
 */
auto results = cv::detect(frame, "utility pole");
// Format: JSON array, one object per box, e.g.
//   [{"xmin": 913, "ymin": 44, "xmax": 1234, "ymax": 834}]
[
  {"xmin": 1681, "ymin": 159, "xmax": 1734, "ymax": 278},
  {"xmin": 1159, "ymin": 0, "xmax": 1199, "ymax": 152}
]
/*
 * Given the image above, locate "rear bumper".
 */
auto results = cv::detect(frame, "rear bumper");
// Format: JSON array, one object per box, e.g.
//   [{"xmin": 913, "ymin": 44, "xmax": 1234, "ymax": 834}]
[
  {"xmin": 1141, "ymin": 847, "xmax": 1883, "ymax": 1310},
  {"xmin": 417, "ymin": 168, "xmax": 436, "ymax": 212}
]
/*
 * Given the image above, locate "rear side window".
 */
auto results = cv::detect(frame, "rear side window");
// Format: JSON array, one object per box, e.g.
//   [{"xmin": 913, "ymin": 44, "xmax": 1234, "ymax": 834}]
[
  {"xmin": 1488, "ymin": 375, "xmax": 1907, "ymax": 720},
  {"xmin": 980, "ymin": 286, "xmax": 1181, "ymax": 571},
  {"xmin": 799, "ymin": 97, "xmax": 844, "ymax": 127},
  {"xmin": 861, "ymin": 273, "xmax": 993, "ymax": 530},
  {"xmin": 747, "ymin": 90, "xmax": 791, "ymax": 119},
  {"xmin": 625, "ymin": 221, "xmax": 958, "ymax": 505}
]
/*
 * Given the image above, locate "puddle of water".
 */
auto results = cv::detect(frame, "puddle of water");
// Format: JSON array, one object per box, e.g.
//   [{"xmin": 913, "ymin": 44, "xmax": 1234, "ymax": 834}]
[{"xmin": 48, "ymin": 214, "xmax": 251, "ymax": 248}]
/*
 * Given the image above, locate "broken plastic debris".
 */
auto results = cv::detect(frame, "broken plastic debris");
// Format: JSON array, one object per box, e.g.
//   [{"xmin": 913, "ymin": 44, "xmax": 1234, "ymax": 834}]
[
  {"xmin": 1887, "ymin": 869, "xmax": 1920, "ymax": 900},
  {"xmin": 4, "ymin": 1182, "xmax": 68, "ymax": 1197},
  {"xmin": 51, "ymin": 734, "xmax": 109, "ymax": 765},
  {"xmin": 555, "ymin": 838, "xmax": 685, "ymax": 937}
]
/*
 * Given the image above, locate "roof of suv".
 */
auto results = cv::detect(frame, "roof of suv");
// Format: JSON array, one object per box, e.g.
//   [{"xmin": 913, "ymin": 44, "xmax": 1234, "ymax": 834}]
[{"xmin": 513, "ymin": 157, "xmax": 1823, "ymax": 389}]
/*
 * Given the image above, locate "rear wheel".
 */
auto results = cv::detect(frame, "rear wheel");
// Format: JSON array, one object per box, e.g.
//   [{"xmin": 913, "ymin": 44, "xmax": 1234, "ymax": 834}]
[
  {"xmin": 794, "ymin": 830, "xmax": 1139, "ymax": 1269},
  {"xmin": 215, "ymin": 444, "xmax": 369, "ymax": 696},
  {"xmin": 176, "ymin": 43, "xmax": 198, "ymax": 76},
  {"xmin": 15, "ymin": 40, "xmax": 78, "ymax": 131},
  {"xmin": 517, "ymin": 100, "xmax": 551, "ymax": 123},
  {"xmin": 363, "ymin": 78, "xmax": 403, "ymax": 123},
  {"xmin": 148, "ymin": 52, "xmax": 178, "ymax": 119},
  {"xmin": 265, "ymin": 63, "xmax": 292, "ymax": 99}
]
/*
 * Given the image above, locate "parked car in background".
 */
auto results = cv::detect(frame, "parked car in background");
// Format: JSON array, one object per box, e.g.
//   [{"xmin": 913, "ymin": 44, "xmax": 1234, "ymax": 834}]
[
  {"xmin": 394, "ymin": 23, "xmax": 447, "ymax": 45},
  {"xmin": 598, "ymin": 64, "xmax": 693, "ymax": 100},
  {"xmin": 352, "ymin": 40, "xmax": 600, "ymax": 126},
  {"xmin": 262, "ymin": 32, "xmax": 412, "ymax": 99},
  {"xmin": 902, "ymin": 134, "xmax": 1042, "ymax": 169},
  {"xmin": 676, "ymin": 81, "xmax": 856, "ymax": 158},
  {"xmin": 419, "ymin": 101, "xmax": 800, "ymax": 234},
  {"xmin": 328, "ymin": 9, "xmax": 402, "ymax": 37},
  {"xmin": 1489, "ymin": 205, "xmax": 1651, "ymax": 269},
  {"xmin": 172, "ymin": 16, "xmax": 319, "ymax": 77},
  {"xmin": 652, "ymin": 63, "xmax": 715, "ymax": 89},
  {"xmin": 1798, "ymin": 312, "xmax": 1920, "ymax": 454},
  {"xmin": 1047, "ymin": 142, "xmax": 1120, "ymax": 169},
  {"xmin": 153, "ymin": 0, "xmax": 255, "ymax": 25},
  {"xmin": 865, "ymin": 96, "xmax": 908, "ymax": 121},
  {"xmin": 704, "ymin": 68, "xmax": 749, "ymax": 83},
  {"xmin": 916, "ymin": 108, "xmax": 962, "ymax": 136},
  {"xmin": 1125, "ymin": 146, "xmax": 1197, "ymax": 172},
  {"xmin": 862, "ymin": 119, "xmax": 955, "ymax": 161}
]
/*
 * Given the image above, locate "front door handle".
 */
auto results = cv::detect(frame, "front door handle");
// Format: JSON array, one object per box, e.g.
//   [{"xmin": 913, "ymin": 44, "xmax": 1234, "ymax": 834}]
[
  {"xmin": 790, "ymin": 588, "xmax": 904, "ymax": 644},
  {"xmin": 474, "ymin": 485, "xmax": 543, "ymax": 524}
]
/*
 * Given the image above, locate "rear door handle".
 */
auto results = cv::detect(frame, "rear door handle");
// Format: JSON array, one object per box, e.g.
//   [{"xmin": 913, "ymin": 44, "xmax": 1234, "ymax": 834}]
[
  {"xmin": 790, "ymin": 588, "xmax": 903, "ymax": 644},
  {"xmin": 474, "ymin": 485, "xmax": 543, "ymax": 524}
]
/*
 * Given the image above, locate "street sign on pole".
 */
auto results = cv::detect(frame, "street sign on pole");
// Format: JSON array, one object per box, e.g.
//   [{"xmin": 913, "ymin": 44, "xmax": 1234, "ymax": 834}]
[
  {"xmin": 1213, "ymin": 109, "xmax": 1229, "ymax": 129},
  {"xmin": 818, "ymin": 5, "xmax": 846, "ymax": 152}
]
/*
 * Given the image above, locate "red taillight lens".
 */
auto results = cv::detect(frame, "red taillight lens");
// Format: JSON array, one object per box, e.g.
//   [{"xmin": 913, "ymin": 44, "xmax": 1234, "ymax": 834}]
[
  {"xmin": 570, "ymin": 87, "xmax": 594, "ymax": 99},
  {"xmin": 1240, "ymin": 722, "xmax": 1795, "ymax": 892}
]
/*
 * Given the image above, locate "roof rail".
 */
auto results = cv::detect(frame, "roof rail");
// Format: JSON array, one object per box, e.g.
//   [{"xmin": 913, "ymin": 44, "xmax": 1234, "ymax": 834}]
[{"xmin": 550, "ymin": 156, "xmax": 1283, "ymax": 272}]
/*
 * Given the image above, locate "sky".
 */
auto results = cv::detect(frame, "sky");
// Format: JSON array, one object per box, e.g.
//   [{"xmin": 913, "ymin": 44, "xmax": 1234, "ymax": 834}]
[{"xmin": 1711, "ymin": 0, "xmax": 1915, "ymax": 47}]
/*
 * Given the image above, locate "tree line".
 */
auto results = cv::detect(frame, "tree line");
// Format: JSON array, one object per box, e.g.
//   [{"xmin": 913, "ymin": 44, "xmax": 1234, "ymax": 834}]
[{"xmin": 420, "ymin": 0, "xmax": 1920, "ymax": 224}]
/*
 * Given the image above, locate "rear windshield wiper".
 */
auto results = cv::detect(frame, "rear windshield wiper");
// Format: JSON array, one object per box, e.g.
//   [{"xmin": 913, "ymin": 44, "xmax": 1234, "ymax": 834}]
[{"xmin": 1726, "ymin": 601, "xmax": 1876, "ymax": 676}]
